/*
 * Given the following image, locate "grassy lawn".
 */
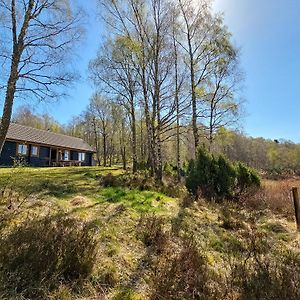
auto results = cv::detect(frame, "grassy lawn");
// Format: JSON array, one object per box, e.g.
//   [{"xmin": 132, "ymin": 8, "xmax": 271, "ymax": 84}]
[
  {"xmin": 0, "ymin": 166, "xmax": 178, "ymax": 213},
  {"xmin": 1, "ymin": 167, "xmax": 300, "ymax": 299},
  {"xmin": 0, "ymin": 166, "xmax": 180, "ymax": 299},
  {"xmin": 0, "ymin": 166, "xmax": 123, "ymax": 200}
]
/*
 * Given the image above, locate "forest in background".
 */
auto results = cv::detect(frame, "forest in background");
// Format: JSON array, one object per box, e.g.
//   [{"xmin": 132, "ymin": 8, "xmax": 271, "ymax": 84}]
[
  {"xmin": 1, "ymin": 0, "xmax": 298, "ymax": 179},
  {"xmin": 1, "ymin": 1, "xmax": 300, "ymax": 299},
  {"xmin": 12, "ymin": 104, "xmax": 300, "ymax": 177}
]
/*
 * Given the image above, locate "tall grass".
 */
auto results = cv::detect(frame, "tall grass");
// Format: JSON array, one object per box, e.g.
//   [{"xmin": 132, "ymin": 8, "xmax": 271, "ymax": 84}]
[
  {"xmin": 245, "ymin": 179, "xmax": 296, "ymax": 216},
  {"xmin": 0, "ymin": 215, "xmax": 98, "ymax": 299}
]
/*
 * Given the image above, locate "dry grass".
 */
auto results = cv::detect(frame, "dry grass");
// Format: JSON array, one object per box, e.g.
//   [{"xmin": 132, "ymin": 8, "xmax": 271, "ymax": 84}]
[
  {"xmin": 1, "ymin": 168, "xmax": 300, "ymax": 299},
  {"xmin": 0, "ymin": 215, "xmax": 98, "ymax": 299},
  {"xmin": 245, "ymin": 178, "xmax": 300, "ymax": 216}
]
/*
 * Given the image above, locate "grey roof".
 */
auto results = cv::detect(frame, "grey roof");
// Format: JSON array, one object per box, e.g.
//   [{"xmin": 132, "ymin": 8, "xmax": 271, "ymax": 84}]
[{"xmin": 6, "ymin": 123, "xmax": 95, "ymax": 152}]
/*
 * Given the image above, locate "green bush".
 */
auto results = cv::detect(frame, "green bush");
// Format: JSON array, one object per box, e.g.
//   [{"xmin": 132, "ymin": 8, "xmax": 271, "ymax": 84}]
[
  {"xmin": 12, "ymin": 156, "xmax": 28, "ymax": 168},
  {"xmin": 163, "ymin": 162, "xmax": 175, "ymax": 177},
  {"xmin": 186, "ymin": 147, "xmax": 261, "ymax": 201},
  {"xmin": 236, "ymin": 162, "xmax": 261, "ymax": 197},
  {"xmin": 0, "ymin": 215, "xmax": 98, "ymax": 299}
]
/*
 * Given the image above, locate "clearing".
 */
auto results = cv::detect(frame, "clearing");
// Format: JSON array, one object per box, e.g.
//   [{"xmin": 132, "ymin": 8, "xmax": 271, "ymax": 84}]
[{"xmin": 0, "ymin": 167, "xmax": 300, "ymax": 300}]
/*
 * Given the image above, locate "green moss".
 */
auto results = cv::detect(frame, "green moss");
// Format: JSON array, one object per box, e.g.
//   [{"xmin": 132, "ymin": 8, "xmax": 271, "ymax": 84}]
[
  {"xmin": 210, "ymin": 237, "xmax": 225, "ymax": 252},
  {"xmin": 112, "ymin": 288, "xmax": 144, "ymax": 300},
  {"xmin": 107, "ymin": 242, "xmax": 120, "ymax": 257},
  {"xmin": 96, "ymin": 187, "xmax": 176, "ymax": 213}
]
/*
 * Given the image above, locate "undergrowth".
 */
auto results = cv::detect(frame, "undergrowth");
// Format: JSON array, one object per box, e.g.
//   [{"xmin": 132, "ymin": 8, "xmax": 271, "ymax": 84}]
[
  {"xmin": 0, "ymin": 167, "xmax": 299, "ymax": 299},
  {"xmin": 0, "ymin": 215, "xmax": 98, "ymax": 299}
]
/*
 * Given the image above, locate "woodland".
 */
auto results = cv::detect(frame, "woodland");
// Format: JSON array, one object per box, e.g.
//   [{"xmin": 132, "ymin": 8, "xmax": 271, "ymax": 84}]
[{"xmin": 1, "ymin": 1, "xmax": 300, "ymax": 300}]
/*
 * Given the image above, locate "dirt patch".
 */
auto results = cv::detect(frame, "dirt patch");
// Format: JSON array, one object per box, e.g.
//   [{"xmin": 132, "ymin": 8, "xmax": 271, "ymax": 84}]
[{"xmin": 71, "ymin": 196, "xmax": 90, "ymax": 207}]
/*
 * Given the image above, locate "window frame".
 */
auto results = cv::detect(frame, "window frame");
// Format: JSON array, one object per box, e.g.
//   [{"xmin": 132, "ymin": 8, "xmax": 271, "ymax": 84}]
[
  {"xmin": 63, "ymin": 150, "xmax": 70, "ymax": 161},
  {"xmin": 17, "ymin": 143, "xmax": 28, "ymax": 156},
  {"xmin": 78, "ymin": 152, "xmax": 86, "ymax": 162},
  {"xmin": 31, "ymin": 145, "xmax": 39, "ymax": 157}
]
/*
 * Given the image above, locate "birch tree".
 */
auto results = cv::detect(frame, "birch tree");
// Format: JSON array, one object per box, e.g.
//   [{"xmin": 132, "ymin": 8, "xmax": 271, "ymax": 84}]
[
  {"xmin": 0, "ymin": 0, "xmax": 83, "ymax": 154},
  {"xmin": 199, "ymin": 20, "xmax": 243, "ymax": 148},
  {"xmin": 92, "ymin": 0, "xmax": 243, "ymax": 180},
  {"xmin": 90, "ymin": 36, "xmax": 139, "ymax": 172}
]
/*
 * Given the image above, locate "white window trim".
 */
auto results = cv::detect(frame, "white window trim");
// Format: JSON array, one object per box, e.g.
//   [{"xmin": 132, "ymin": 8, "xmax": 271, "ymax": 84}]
[
  {"xmin": 17, "ymin": 144, "xmax": 28, "ymax": 155},
  {"xmin": 78, "ymin": 152, "xmax": 85, "ymax": 162},
  {"xmin": 64, "ymin": 150, "xmax": 70, "ymax": 161},
  {"xmin": 31, "ymin": 145, "xmax": 39, "ymax": 157}
]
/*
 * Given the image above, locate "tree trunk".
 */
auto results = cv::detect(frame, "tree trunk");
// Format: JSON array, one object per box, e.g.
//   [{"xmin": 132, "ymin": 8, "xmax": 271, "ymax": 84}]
[
  {"xmin": 92, "ymin": 118, "xmax": 101, "ymax": 166},
  {"xmin": 121, "ymin": 120, "xmax": 127, "ymax": 170},
  {"xmin": 0, "ymin": 0, "xmax": 34, "ymax": 155},
  {"xmin": 103, "ymin": 133, "xmax": 107, "ymax": 167},
  {"xmin": 0, "ymin": 68, "xmax": 18, "ymax": 155},
  {"xmin": 156, "ymin": 131, "xmax": 163, "ymax": 183},
  {"xmin": 153, "ymin": 41, "xmax": 162, "ymax": 183},
  {"xmin": 179, "ymin": 0, "xmax": 199, "ymax": 155},
  {"xmin": 155, "ymin": 79, "xmax": 162, "ymax": 183},
  {"xmin": 122, "ymin": 145, "xmax": 126, "ymax": 170},
  {"xmin": 140, "ymin": 117, "xmax": 144, "ymax": 159},
  {"xmin": 130, "ymin": 99, "xmax": 138, "ymax": 173},
  {"xmin": 109, "ymin": 145, "xmax": 113, "ymax": 167},
  {"xmin": 190, "ymin": 59, "xmax": 199, "ymax": 153},
  {"xmin": 108, "ymin": 136, "xmax": 113, "ymax": 167},
  {"xmin": 209, "ymin": 111, "xmax": 213, "ymax": 152},
  {"xmin": 141, "ymin": 71, "xmax": 154, "ymax": 175},
  {"xmin": 173, "ymin": 33, "xmax": 181, "ymax": 182}
]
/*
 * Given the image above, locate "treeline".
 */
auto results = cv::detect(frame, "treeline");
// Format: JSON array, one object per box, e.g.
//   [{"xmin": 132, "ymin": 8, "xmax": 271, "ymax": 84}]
[
  {"xmin": 11, "ymin": 0, "xmax": 299, "ymax": 179},
  {"xmin": 13, "ymin": 105, "xmax": 300, "ymax": 177},
  {"xmin": 12, "ymin": 106, "xmax": 62, "ymax": 133},
  {"xmin": 213, "ymin": 129, "xmax": 300, "ymax": 176}
]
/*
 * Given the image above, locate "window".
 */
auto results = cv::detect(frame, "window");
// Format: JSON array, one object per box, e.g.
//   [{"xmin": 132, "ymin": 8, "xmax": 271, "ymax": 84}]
[
  {"xmin": 78, "ymin": 152, "xmax": 85, "ymax": 162},
  {"xmin": 31, "ymin": 146, "xmax": 39, "ymax": 157},
  {"xmin": 64, "ymin": 150, "xmax": 70, "ymax": 161},
  {"xmin": 17, "ymin": 144, "xmax": 28, "ymax": 155}
]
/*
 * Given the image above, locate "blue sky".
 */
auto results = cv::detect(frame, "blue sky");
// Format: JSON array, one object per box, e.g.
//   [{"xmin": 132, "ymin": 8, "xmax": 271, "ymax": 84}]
[
  {"xmin": 13, "ymin": 0, "xmax": 300, "ymax": 142},
  {"xmin": 213, "ymin": 0, "xmax": 300, "ymax": 142}
]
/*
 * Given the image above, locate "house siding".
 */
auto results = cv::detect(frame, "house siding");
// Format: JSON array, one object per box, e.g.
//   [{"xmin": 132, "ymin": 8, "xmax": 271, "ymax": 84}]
[
  {"xmin": 71, "ymin": 151, "xmax": 79, "ymax": 161},
  {"xmin": 70, "ymin": 151, "xmax": 92, "ymax": 166},
  {"xmin": 0, "ymin": 141, "xmax": 17, "ymax": 166},
  {"xmin": 85, "ymin": 153, "xmax": 92, "ymax": 166},
  {"xmin": 28, "ymin": 146, "xmax": 50, "ymax": 167},
  {"xmin": 0, "ymin": 141, "xmax": 94, "ymax": 167}
]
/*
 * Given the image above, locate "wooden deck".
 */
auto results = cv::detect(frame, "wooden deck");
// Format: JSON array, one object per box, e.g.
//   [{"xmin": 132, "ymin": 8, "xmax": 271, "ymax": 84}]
[{"xmin": 51, "ymin": 160, "xmax": 82, "ymax": 167}]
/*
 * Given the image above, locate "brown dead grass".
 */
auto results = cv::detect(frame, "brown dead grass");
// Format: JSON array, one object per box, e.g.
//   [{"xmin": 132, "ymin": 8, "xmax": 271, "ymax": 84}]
[
  {"xmin": 245, "ymin": 178, "xmax": 300, "ymax": 216},
  {"xmin": 71, "ymin": 196, "xmax": 91, "ymax": 207}
]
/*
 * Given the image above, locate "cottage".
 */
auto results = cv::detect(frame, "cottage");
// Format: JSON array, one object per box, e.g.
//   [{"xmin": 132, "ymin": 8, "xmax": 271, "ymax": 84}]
[{"xmin": 0, "ymin": 123, "xmax": 95, "ymax": 167}]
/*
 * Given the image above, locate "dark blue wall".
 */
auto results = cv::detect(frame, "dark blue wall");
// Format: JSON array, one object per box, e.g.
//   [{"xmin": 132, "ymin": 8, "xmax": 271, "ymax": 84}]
[
  {"xmin": 0, "ymin": 141, "xmax": 17, "ymax": 166},
  {"xmin": 85, "ymin": 153, "xmax": 92, "ymax": 166},
  {"xmin": 71, "ymin": 151, "xmax": 79, "ymax": 161},
  {"xmin": 0, "ymin": 141, "xmax": 93, "ymax": 167},
  {"xmin": 70, "ymin": 150, "xmax": 92, "ymax": 166},
  {"xmin": 71, "ymin": 151, "xmax": 92, "ymax": 166},
  {"xmin": 28, "ymin": 146, "xmax": 50, "ymax": 167}
]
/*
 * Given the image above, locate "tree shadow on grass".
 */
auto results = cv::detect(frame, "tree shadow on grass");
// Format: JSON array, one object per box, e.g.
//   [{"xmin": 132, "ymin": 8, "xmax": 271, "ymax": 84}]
[{"xmin": 0, "ymin": 167, "xmax": 119, "ymax": 201}]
